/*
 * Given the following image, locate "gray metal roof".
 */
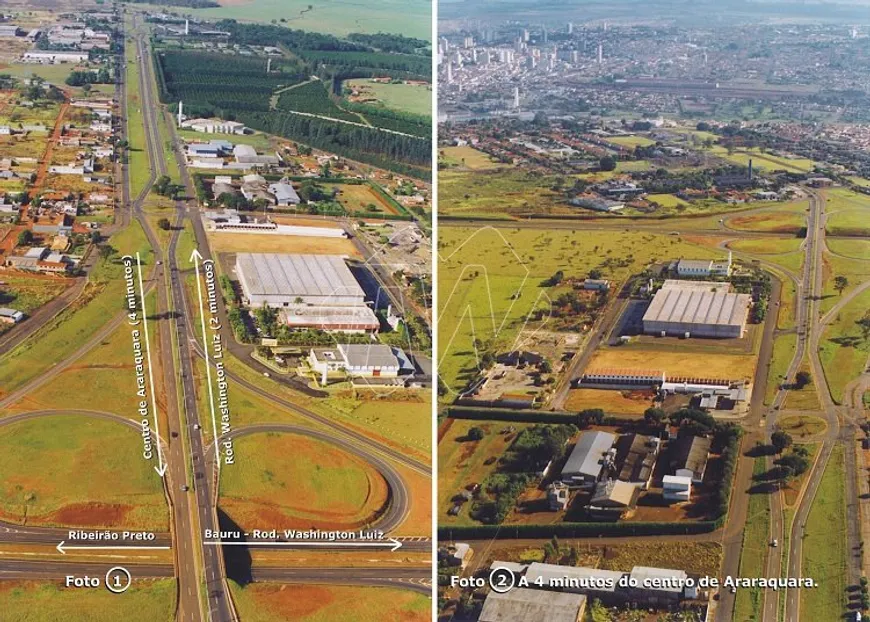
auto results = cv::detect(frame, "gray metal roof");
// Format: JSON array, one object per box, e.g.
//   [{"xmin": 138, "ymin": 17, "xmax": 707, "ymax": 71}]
[
  {"xmin": 480, "ymin": 588, "xmax": 586, "ymax": 622},
  {"xmin": 629, "ymin": 566, "xmax": 688, "ymax": 594},
  {"xmin": 339, "ymin": 344, "xmax": 399, "ymax": 369},
  {"xmin": 236, "ymin": 253, "xmax": 364, "ymax": 300},
  {"xmin": 643, "ymin": 284, "xmax": 750, "ymax": 328},
  {"xmin": 677, "ymin": 259, "xmax": 713, "ymax": 270},
  {"xmin": 562, "ymin": 430, "xmax": 616, "ymax": 479},
  {"xmin": 525, "ymin": 562, "xmax": 623, "ymax": 593}
]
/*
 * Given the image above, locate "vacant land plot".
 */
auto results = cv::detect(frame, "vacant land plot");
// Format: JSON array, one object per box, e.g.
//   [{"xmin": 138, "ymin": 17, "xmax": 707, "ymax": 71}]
[
  {"xmin": 783, "ymin": 360, "xmax": 822, "ymax": 411},
  {"xmin": 331, "ymin": 183, "xmax": 399, "ymax": 215},
  {"xmin": 439, "ymin": 168, "xmax": 565, "ymax": 218},
  {"xmin": 437, "ymin": 226, "xmax": 725, "ymax": 392},
  {"xmin": 0, "ymin": 273, "xmax": 70, "ymax": 316},
  {"xmin": 605, "ymin": 135, "xmax": 656, "ymax": 148},
  {"xmin": 207, "ymin": 232, "xmax": 360, "ymax": 257},
  {"xmin": 647, "ymin": 193, "xmax": 689, "ymax": 209},
  {"xmin": 589, "ymin": 348, "xmax": 757, "ymax": 382},
  {"xmin": 324, "ymin": 395, "xmax": 431, "ymax": 458},
  {"xmin": 800, "ymin": 446, "xmax": 847, "ymax": 621},
  {"xmin": 825, "ymin": 188, "xmax": 870, "ymax": 237},
  {"xmin": 345, "ymin": 79, "xmax": 431, "ymax": 117},
  {"xmin": 734, "ymin": 458, "xmax": 771, "ymax": 622},
  {"xmin": 229, "ymin": 583, "xmax": 430, "ymax": 622},
  {"xmin": 564, "ymin": 388, "xmax": 654, "ymax": 415},
  {"xmin": 820, "ymin": 252, "xmax": 870, "ymax": 316},
  {"xmin": 729, "ymin": 237, "xmax": 804, "ymax": 274},
  {"xmin": 599, "ymin": 542, "xmax": 722, "ymax": 577},
  {"xmin": 438, "ymin": 418, "xmax": 529, "ymax": 527},
  {"xmin": 220, "ymin": 432, "xmax": 389, "ymax": 530},
  {"xmin": 0, "ymin": 579, "xmax": 176, "ymax": 622},
  {"xmin": 818, "ymin": 287, "xmax": 870, "ymax": 404},
  {"xmin": 192, "ymin": 0, "xmax": 431, "ymax": 38},
  {"xmin": 0, "ymin": 414, "xmax": 167, "ymax": 529},
  {"xmin": 727, "ymin": 207, "xmax": 807, "ymax": 234},
  {"xmin": 439, "ymin": 146, "xmax": 501, "ymax": 170}
]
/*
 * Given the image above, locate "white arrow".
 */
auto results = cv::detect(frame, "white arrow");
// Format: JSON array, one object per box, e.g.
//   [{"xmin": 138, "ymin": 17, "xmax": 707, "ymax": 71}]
[
  {"xmin": 57, "ymin": 540, "xmax": 171, "ymax": 555},
  {"xmin": 136, "ymin": 253, "xmax": 167, "ymax": 478},
  {"xmin": 203, "ymin": 538, "xmax": 403, "ymax": 552},
  {"xmin": 191, "ymin": 248, "xmax": 221, "ymax": 475}
]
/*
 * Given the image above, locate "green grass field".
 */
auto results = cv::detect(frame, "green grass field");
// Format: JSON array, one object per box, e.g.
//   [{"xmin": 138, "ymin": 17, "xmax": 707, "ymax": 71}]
[
  {"xmin": 0, "ymin": 414, "xmax": 167, "ymax": 529},
  {"xmin": 606, "ymin": 135, "xmax": 656, "ymax": 148},
  {"xmin": 229, "ymin": 582, "xmax": 430, "ymax": 622},
  {"xmin": 733, "ymin": 459, "xmax": 771, "ymax": 622},
  {"xmin": 729, "ymin": 237, "xmax": 805, "ymax": 274},
  {"xmin": 827, "ymin": 238, "xmax": 870, "ymax": 261},
  {"xmin": 726, "ymin": 203, "xmax": 807, "ymax": 234},
  {"xmin": 0, "ymin": 580, "xmax": 176, "ymax": 622},
  {"xmin": 765, "ymin": 333, "xmax": 797, "ymax": 405},
  {"xmin": 818, "ymin": 287, "xmax": 870, "ymax": 404},
  {"xmin": 126, "ymin": 30, "xmax": 152, "ymax": 200},
  {"xmin": 345, "ymin": 79, "xmax": 431, "ymax": 117},
  {"xmin": 322, "ymin": 397, "xmax": 431, "ymax": 457},
  {"xmin": 0, "ymin": 275, "xmax": 69, "ymax": 316},
  {"xmin": 219, "ymin": 431, "xmax": 388, "ymax": 529},
  {"xmin": 0, "ymin": 222, "xmax": 152, "ymax": 398},
  {"xmin": 820, "ymin": 252, "xmax": 870, "ymax": 316},
  {"xmin": 439, "ymin": 146, "xmax": 501, "ymax": 170},
  {"xmin": 825, "ymin": 188, "xmax": 870, "ymax": 237},
  {"xmin": 182, "ymin": 0, "xmax": 432, "ymax": 39},
  {"xmin": 647, "ymin": 193, "xmax": 689, "ymax": 209},
  {"xmin": 800, "ymin": 446, "xmax": 848, "ymax": 621},
  {"xmin": 437, "ymin": 226, "xmax": 724, "ymax": 393}
]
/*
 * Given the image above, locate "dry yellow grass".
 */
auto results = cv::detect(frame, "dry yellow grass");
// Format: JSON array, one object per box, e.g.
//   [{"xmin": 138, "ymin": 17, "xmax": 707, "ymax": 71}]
[
  {"xmin": 563, "ymin": 388, "xmax": 654, "ymax": 415},
  {"xmin": 588, "ymin": 348, "xmax": 757, "ymax": 381},
  {"xmin": 206, "ymin": 232, "xmax": 361, "ymax": 256}
]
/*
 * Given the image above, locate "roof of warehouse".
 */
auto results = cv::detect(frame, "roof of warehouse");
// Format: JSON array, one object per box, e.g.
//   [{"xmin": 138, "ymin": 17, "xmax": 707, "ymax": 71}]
[
  {"xmin": 562, "ymin": 430, "xmax": 617, "ymax": 478},
  {"xmin": 643, "ymin": 284, "xmax": 750, "ymax": 327},
  {"xmin": 237, "ymin": 253, "xmax": 364, "ymax": 299},
  {"xmin": 480, "ymin": 588, "xmax": 586, "ymax": 622}
]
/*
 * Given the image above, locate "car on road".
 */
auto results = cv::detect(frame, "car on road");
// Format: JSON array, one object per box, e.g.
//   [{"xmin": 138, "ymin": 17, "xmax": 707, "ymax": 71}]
[
  {"xmin": 180, "ymin": 484, "xmax": 189, "ymax": 492},
  {"xmin": 771, "ymin": 539, "xmax": 778, "ymax": 547},
  {"xmin": 193, "ymin": 423, "xmax": 201, "ymax": 430}
]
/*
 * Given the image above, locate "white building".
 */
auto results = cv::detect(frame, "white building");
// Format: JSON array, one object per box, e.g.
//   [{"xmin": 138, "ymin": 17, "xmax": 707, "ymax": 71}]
[
  {"xmin": 662, "ymin": 475, "xmax": 692, "ymax": 503},
  {"xmin": 181, "ymin": 118, "xmax": 247, "ymax": 134},
  {"xmin": 308, "ymin": 343, "xmax": 413, "ymax": 383},
  {"xmin": 642, "ymin": 280, "xmax": 751, "ymax": 339},
  {"xmin": 676, "ymin": 252, "xmax": 732, "ymax": 277},
  {"xmin": 22, "ymin": 51, "xmax": 89, "ymax": 63}
]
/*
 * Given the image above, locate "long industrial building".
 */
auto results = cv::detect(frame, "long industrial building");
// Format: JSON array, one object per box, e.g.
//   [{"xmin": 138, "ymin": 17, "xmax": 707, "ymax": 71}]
[
  {"xmin": 642, "ymin": 280, "xmax": 751, "ymax": 338},
  {"xmin": 235, "ymin": 253, "xmax": 379, "ymax": 332}
]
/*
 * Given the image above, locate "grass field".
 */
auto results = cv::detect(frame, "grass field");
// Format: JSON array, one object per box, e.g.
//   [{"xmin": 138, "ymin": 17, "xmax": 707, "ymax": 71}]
[
  {"xmin": 825, "ymin": 188, "xmax": 870, "ymax": 237},
  {"xmin": 207, "ymin": 231, "xmax": 359, "ymax": 257},
  {"xmin": 800, "ymin": 446, "xmax": 847, "ymax": 621},
  {"xmin": 331, "ymin": 183, "xmax": 398, "ymax": 215},
  {"xmin": 229, "ymin": 583, "xmax": 430, "ymax": 622},
  {"xmin": 818, "ymin": 287, "xmax": 870, "ymax": 404},
  {"xmin": 727, "ymin": 206, "xmax": 807, "ymax": 234},
  {"xmin": 0, "ymin": 222, "xmax": 152, "ymax": 398},
  {"xmin": 126, "ymin": 28, "xmax": 152, "ymax": 200},
  {"xmin": 563, "ymin": 388, "xmax": 654, "ymax": 415},
  {"xmin": 778, "ymin": 415, "xmax": 826, "ymax": 439},
  {"xmin": 598, "ymin": 542, "xmax": 721, "ymax": 577},
  {"xmin": 733, "ymin": 458, "xmax": 771, "ymax": 622},
  {"xmin": 219, "ymin": 431, "xmax": 389, "ymax": 530},
  {"xmin": 782, "ymin": 360, "xmax": 821, "ymax": 410},
  {"xmin": 605, "ymin": 135, "xmax": 656, "ymax": 148},
  {"xmin": 345, "ymin": 79, "xmax": 431, "ymax": 117},
  {"xmin": 765, "ymin": 333, "xmax": 797, "ymax": 405},
  {"xmin": 437, "ymin": 226, "xmax": 726, "ymax": 393},
  {"xmin": 439, "ymin": 146, "xmax": 501, "ymax": 170},
  {"xmin": 0, "ymin": 274, "xmax": 70, "ymax": 315},
  {"xmin": 827, "ymin": 238, "xmax": 870, "ymax": 261},
  {"xmin": 439, "ymin": 168, "xmax": 564, "ymax": 217},
  {"xmin": 729, "ymin": 237, "xmax": 804, "ymax": 274},
  {"xmin": 322, "ymin": 395, "xmax": 431, "ymax": 457},
  {"xmin": 438, "ymin": 418, "xmax": 529, "ymax": 527},
  {"xmin": 0, "ymin": 414, "xmax": 167, "ymax": 529},
  {"xmin": 711, "ymin": 147, "xmax": 816, "ymax": 174},
  {"xmin": 0, "ymin": 580, "xmax": 176, "ymax": 622},
  {"xmin": 182, "ymin": 0, "xmax": 432, "ymax": 39},
  {"xmin": 647, "ymin": 193, "xmax": 690, "ymax": 209},
  {"xmin": 820, "ymin": 252, "xmax": 870, "ymax": 316},
  {"xmin": 589, "ymin": 348, "xmax": 757, "ymax": 382}
]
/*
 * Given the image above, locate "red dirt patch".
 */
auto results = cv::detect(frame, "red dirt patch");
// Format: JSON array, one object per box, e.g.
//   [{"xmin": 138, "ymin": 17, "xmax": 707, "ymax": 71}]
[
  {"xmin": 46, "ymin": 503, "xmax": 132, "ymax": 527},
  {"xmin": 249, "ymin": 583, "xmax": 335, "ymax": 618}
]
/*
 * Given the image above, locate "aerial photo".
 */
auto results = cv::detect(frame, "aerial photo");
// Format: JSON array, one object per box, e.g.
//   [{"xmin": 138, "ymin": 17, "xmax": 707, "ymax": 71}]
[
  {"xmin": 436, "ymin": 1, "xmax": 870, "ymax": 622},
  {"xmin": 0, "ymin": 0, "xmax": 433, "ymax": 620}
]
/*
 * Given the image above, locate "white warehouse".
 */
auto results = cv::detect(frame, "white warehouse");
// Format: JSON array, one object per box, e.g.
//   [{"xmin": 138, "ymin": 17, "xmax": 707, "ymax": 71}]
[{"xmin": 642, "ymin": 280, "xmax": 751, "ymax": 339}]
